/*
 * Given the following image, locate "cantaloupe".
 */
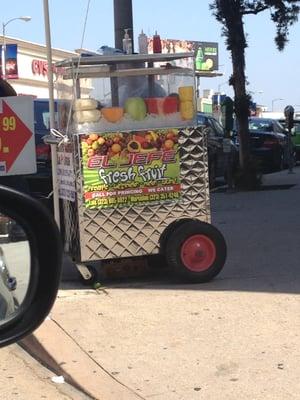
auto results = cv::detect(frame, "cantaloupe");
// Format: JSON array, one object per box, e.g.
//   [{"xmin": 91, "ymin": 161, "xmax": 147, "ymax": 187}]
[{"xmin": 102, "ymin": 107, "xmax": 124, "ymax": 123}]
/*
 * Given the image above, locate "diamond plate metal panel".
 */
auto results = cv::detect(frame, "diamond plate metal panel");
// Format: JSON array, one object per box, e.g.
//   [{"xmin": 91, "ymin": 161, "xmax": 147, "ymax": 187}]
[{"xmin": 63, "ymin": 127, "xmax": 210, "ymax": 262}]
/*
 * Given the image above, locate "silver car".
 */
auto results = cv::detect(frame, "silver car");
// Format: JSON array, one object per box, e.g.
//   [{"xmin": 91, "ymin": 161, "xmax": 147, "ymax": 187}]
[{"xmin": 0, "ymin": 246, "xmax": 16, "ymax": 319}]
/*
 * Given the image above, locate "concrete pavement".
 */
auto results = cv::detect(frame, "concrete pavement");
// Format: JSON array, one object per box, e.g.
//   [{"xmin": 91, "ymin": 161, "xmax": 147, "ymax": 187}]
[
  {"xmin": 0, "ymin": 344, "xmax": 92, "ymax": 400},
  {"xmin": 21, "ymin": 166, "xmax": 300, "ymax": 399}
]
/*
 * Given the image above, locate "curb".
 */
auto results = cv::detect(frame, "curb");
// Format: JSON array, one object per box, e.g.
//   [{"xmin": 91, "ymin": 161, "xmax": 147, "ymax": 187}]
[{"xmin": 21, "ymin": 318, "xmax": 144, "ymax": 400}]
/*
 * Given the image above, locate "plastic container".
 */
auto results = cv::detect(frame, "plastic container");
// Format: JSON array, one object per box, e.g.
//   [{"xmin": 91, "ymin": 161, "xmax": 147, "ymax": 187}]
[
  {"xmin": 138, "ymin": 30, "xmax": 148, "ymax": 54},
  {"xmin": 153, "ymin": 31, "xmax": 162, "ymax": 54},
  {"xmin": 123, "ymin": 29, "xmax": 133, "ymax": 54}
]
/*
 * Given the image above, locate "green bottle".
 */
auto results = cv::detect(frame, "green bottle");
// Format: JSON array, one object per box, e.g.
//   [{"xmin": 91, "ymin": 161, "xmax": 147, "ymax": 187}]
[{"xmin": 195, "ymin": 47, "xmax": 204, "ymax": 70}]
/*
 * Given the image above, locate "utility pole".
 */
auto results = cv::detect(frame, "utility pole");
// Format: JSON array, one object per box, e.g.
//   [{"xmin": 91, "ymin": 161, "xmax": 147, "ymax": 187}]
[{"xmin": 114, "ymin": 0, "xmax": 134, "ymax": 51}]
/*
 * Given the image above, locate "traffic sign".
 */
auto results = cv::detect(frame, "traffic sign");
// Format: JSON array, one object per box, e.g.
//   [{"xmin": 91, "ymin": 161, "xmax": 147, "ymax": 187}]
[{"xmin": 0, "ymin": 96, "xmax": 36, "ymax": 175}]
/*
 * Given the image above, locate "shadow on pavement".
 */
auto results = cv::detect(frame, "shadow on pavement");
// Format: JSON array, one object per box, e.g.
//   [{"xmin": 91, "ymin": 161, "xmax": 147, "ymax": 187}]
[{"xmin": 61, "ymin": 168, "xmax": 300, "ymax": 296}]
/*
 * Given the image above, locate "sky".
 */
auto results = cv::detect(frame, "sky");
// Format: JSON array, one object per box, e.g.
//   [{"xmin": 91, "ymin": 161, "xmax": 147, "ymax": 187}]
[{"xmin": 2, "ymin": 0, "xmax": 300, "ymax": 112}]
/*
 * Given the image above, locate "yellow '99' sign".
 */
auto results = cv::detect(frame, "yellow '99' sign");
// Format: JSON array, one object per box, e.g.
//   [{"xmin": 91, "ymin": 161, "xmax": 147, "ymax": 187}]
[{"xmin": 2, "ymin": 116, "xmax": 16, "ymax": 132}]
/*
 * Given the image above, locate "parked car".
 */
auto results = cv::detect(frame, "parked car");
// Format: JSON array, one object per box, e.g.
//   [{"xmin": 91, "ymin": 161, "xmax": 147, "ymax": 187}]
[
  {"xmin": 0, "ymin": 246, "xmax": 17, "ymax": 292},
  {"xmin": 0, "ymin": 244, "xmax": 17, "ymax": 318},
  {"xmin": 24, "ymin": 99, "xmax": 58, "ymax": 198},
  {"xmin": 291, "ymin": 122, "xmax": 300, "ymax": 162},
  {"xmin": 0, "ymin": 214, "xmax": 26, "ymax": 243},
  {"xmin": 0, "ymin": 266, "xmax": 15, "ymax": 319},
  {"xmin": 233, "ymin": 117, "xmax": 293, "ymax": 172},
  {"xmin": 197, "ymin": 112, "xmax": 239, "ymax": 187}
]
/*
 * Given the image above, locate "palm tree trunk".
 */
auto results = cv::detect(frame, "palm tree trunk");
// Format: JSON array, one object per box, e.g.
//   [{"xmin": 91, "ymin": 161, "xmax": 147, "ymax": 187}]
[{"xmin": 220, "ymin": 0, "xmax": 251, "ymax": 170}]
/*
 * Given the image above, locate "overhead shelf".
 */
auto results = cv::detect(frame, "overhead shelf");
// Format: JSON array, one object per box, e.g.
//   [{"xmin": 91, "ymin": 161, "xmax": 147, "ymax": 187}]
[
  {"xmin": 62, "ymin": 65, "xmax": 194, "ymax": 80},
  {"xmin": 55, "ymin": 52, "xmax": 194, "ymax": 68}
]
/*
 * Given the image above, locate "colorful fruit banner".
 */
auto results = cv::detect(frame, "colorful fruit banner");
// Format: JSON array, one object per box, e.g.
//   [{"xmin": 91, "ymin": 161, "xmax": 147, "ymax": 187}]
[{"xmin": 81, "ymin": 129, "xmax": 181, "ymax": 209}]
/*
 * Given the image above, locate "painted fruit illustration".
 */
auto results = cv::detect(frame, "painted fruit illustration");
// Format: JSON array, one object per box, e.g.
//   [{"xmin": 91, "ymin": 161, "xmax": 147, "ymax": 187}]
[
  {"xmin": 81, "ymin": 129, "xmax": 179, "ymax": 164},
  {"xmin": 127, "ymin": 140, "xmax": 141, "ymax": 153},
  {"xmin": 205, "ymin": 58, "xmax": 214, "ymax": 69}
]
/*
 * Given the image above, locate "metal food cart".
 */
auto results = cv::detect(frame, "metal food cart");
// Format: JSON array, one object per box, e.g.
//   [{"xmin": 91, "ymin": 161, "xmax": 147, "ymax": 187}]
[{"xmin": 53, "ymin": 52, "xmax": 226, "ymax": 284}]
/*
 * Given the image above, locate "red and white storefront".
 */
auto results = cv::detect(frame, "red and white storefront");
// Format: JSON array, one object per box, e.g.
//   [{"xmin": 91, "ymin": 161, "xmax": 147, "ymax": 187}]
[{"xmin": 0, "ymin": 35, "xmax": 81, "ymax": 98}]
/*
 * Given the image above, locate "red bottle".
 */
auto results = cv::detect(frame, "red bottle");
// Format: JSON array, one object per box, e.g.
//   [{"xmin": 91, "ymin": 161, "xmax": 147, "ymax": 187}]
[{"xmin": 153, "ymin": 31, "xmax": 162, "ymax": 53}]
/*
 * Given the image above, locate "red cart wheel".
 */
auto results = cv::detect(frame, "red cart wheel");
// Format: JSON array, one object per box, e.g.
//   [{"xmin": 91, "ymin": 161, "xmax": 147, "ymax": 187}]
[
  {"xmin": 165, "ymin": 220, "xmax": 226, "ymax": 283},
  {"xmin": 181, "ymin": 234, "xmax": 217, "ymax": 272}
]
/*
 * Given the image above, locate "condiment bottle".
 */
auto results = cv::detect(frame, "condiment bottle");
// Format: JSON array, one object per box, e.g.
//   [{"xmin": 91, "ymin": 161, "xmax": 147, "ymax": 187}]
[
  {"xmin": 123, "ymin": 28, "xmax": 133, "ymax": 54},
  {"xmin": 138, "ymin": 29, "xmax": 148, "ymax": 54},
  {"xmin": 153, "ymin": 31, "xmax": 162, "ymax": 53}
]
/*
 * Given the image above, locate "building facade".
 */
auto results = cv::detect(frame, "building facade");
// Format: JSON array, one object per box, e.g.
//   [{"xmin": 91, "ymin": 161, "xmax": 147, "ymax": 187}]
[{"xmin": 0, "ymin": 35, "xmax": 78, "ymax": 98}]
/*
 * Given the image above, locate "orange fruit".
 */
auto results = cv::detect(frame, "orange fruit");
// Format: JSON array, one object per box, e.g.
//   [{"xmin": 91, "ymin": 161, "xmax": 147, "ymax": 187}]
[
  {"xmin": 97, "ymin": 137, "xmax": 105, "ymax": 145},
  {"xmin": 102, "ymin": 107, "xmax": 124, "ymax": 123},
  {"xmin": 164, "ymin": 139, "xmax": 174, "ymax": 149},
  {"xmin": 111, "ymin": 143, "xmax": 122, "ymax": 153},
  {"xmin": 89, "ymin": 133, "xmax": 98, "ymax": 141},
  {"xmin": 145, "ymin": 133, "xmax": 152, "ymax": 142}
]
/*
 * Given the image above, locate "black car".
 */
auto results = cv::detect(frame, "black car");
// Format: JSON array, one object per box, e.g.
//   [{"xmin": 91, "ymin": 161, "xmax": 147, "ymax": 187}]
[
  {"xmin": 197, "ymin": 112, "xmax": 238, "ymax": 187},
  {"xmin": 233, "ymin": 117, "xmax": 292, "ymax": 172}
]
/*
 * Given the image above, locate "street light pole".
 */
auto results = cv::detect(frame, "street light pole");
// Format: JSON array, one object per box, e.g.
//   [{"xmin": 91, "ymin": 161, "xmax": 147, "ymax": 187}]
[
  {"xmin": 1, "ymin": 16, "xmax": 31, "ymax": 80},
  {"xmin": 1, "ymin": 23, "xmax": 6, "ymax": 80},
  {"xmin": 43, "ymin": 0, "xmax": 60, "ymax": 229},
  {"xmin": 272, "ymin": 98, "xmax": 284, "ymax": 112},
  {"xmin": 114, "ymin": 0, "xmax": 134, "ymax": 51}
]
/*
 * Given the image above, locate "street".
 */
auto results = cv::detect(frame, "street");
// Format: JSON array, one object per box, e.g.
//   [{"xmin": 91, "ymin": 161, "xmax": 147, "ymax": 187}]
[{"xmin": 23, "ymin": 167, "xmax": 300, "ymax": 400}]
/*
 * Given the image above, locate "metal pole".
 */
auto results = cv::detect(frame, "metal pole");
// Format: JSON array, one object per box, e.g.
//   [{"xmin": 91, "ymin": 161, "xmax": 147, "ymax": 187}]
[
  {"xmin": 287, "ymin": 127, "xmax": 294, "ymax": 174},
  {"xmin": 113, "ymin": 0, "xmax": 134, "ymax": 51},
  {"xmin": 1, "ymin": 24, "xmax": 6, "ymax": 80},
  {"xmin": 43, "ymin": 0, "xmax": 60, "ymax": 229}
]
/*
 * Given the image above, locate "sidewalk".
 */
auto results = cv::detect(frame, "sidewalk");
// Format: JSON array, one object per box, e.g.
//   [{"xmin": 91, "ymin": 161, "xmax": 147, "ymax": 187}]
[
  {"xmin": 21, "ymin": 166, "xmax": 300, "ymax": 400},
  {"xmin": 0, "ymin": 344, "xmax": 91, "ymax": 400}
]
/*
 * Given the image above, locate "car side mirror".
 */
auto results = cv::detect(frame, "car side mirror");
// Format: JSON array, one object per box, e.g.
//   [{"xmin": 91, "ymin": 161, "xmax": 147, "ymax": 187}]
[{"xmin": 0, "ymin": 185, "xmax": 62, "ymax": 348}]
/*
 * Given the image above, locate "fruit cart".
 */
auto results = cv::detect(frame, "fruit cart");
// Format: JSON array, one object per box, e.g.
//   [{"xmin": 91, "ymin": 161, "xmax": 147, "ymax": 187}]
[{"xmin": 54, "ymin": 52, "xmax": 226, "ymax": 284}]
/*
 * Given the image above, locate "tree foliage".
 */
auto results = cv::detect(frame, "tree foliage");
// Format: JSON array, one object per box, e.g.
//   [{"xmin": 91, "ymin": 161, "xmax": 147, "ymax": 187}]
[{"xmin": 210, "ymin": 0, "xmax": 300, "ymax": 187}]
